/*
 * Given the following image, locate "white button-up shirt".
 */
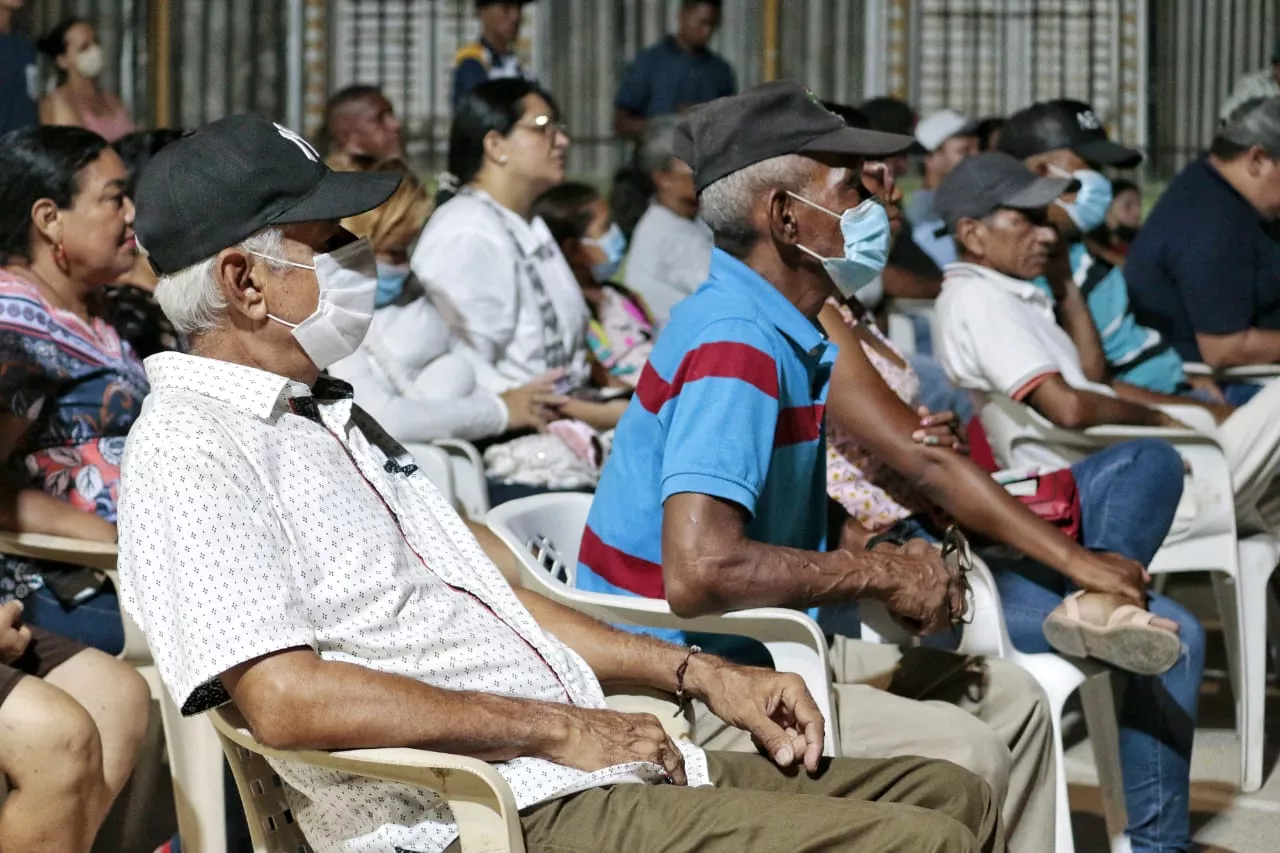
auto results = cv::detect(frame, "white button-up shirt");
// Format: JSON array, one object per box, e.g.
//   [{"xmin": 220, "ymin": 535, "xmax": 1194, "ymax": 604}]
[
  {"xmin": 116, "ymin": 352, "xmax": 708, "ymax": 853},
  {"xmin": 412, "ymin": 190, "xmax": 592, "ymax": 392}
]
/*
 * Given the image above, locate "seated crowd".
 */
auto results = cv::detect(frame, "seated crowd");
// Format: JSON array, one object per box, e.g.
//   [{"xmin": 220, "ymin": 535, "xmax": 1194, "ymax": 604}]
[{"xmin": 4, "ymin": 51, "xmax": 1280, "ymax": 853}]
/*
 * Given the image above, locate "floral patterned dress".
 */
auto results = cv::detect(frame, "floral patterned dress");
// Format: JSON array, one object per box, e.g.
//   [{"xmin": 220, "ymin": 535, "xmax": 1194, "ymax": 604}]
[
  {"xmin": 0, "ymin": 270, "xmax": 149, "ymax": 601},
  {"xmin": 825, "ymin": 298, "xmax": 939, "ymax": 532}
]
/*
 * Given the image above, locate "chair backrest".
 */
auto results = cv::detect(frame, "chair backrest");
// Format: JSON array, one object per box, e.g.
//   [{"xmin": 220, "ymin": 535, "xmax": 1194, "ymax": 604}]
[
  {"xmin": 402, "ymin": 443, "xmax": 458, "ymax": 509},
  {"xmin": 485, "ymin": 493, "xmax": 595, "ymax": 590},
  {"xmin": 209, "ymin": 707, "xmax": 312, "ymax": 853}
]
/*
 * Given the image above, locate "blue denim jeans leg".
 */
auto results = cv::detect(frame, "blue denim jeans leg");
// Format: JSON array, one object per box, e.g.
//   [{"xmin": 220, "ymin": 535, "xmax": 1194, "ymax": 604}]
[
  {"xmin": 25, "ymin": 585, "xmax": 125, "ymax": 656},
  {"xmin": 994, "ymin": 438, "xmax": 1204, "ymax": 853}
]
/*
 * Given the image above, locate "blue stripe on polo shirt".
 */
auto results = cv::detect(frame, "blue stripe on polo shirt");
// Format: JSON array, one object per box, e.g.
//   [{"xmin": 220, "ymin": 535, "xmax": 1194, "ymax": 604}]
[{"xmin": 577, "ymin": 249, "xmax": 836, "ymax": 661}]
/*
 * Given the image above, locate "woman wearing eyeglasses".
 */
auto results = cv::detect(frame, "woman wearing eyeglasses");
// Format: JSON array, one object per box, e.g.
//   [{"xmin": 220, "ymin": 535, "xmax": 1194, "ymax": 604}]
[{"xmin": 412, "ymin": 79, "xmax": 628, "ymax": 437}]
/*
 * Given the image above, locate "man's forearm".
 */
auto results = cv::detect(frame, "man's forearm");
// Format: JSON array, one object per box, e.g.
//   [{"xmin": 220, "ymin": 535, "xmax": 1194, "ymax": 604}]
[
  {"xmin": 514, "ymin": 588, "xmax": 728, "ymax": 695},
  {"xmin": 1067, "ymin": 388, "xmax": 1174, "ymax": 429},
  {"xmin": 226, "ymin": 651, "xmax": 574, "ymax": 759},
  {"xmin": 1055, "ymin": 284, "xmax": 1109, "ymax": 382},
  {"xmin": 663, "ymin": 537, "xmax": 891, "ymax": 617},
  {"xmin": 1197, "ymin": 328, "xmax": 1280, "ymax": 368}
]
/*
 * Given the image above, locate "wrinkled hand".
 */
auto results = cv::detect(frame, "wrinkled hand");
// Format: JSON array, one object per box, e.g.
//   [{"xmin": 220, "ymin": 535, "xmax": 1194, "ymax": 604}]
[
  {"xmin": 501, "ymin": 372, "xmax": 569, "ymax": 432},
  {"xmin": 1064, "ymin": 550, "xmax": 1149, "ymax": 604},
  {"xmin": 699, "ymin": 664, "xmax": 825, "ymax": 772},
  {"xmin": 912, "ymin": 407, "xmax": 968, "ymax": 453},
  {"xmin": 865, "ymin": 538, "xmax": 962, "ymax": 636},
  {"xmin": 0, "ymin": 600, "xmax": 32, "ymax": 665},
  {"xmin": 546, "ymin": 706, "xmax": 687, "ymax": 785}
]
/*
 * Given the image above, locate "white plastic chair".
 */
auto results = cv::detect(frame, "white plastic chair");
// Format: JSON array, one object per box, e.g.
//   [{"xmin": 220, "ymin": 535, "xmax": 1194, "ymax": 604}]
[
  {"xmin": 977, "ymin": 393, "xmax": 1280, "ymax": 792},
  {"xmin": 884, "ymin": 297, "xmax": 937, "ymax": 356},
  {"xmin": 209, "ymin": 704, "xmax": 523, "ymax": 853},
  {"xmin": 0, "ymin": 531, "xmax": 227, "ymax": 853},
  {"xmin": 403, "ymin": 439, "xmax": 490, "ymax": 519},
  {"xmin": 485, "ymin": 493, "xmax": 841, "ymax": 756},
  {"xmin": 1181, "ymin": 362, "xmax": 1280, "ymax": 384}
]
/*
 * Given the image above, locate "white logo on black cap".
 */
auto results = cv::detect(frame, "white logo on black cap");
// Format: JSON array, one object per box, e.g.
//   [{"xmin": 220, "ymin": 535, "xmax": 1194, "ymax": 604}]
[
  {"xmin": 274, "ymin": 122, "xmax": 320, "ymax": 163},
  {"xmin": 1076, "ymin": 110, "xmax": 1101, "ymax": 131}
]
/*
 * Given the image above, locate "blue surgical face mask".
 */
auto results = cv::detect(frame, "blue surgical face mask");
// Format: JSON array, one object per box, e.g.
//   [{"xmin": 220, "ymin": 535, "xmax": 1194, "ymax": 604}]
[
  {"xmin": 788, "ymin": 192, "xmax": 892, "ymax": 299},
  {"xmin": 1048, "ymin": 165, "xmax": 1113, "ymax": 233},
  {"xmin": 374, "ymin": 261, "xmax": 410, "ymax": 307},
  {"xmin": 583, "ymin": 222, "xmax": 627, "ymax": 283}
]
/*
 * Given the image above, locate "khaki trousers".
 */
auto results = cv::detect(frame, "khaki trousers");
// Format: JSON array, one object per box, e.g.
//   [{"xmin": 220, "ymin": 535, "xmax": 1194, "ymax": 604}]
[
  {"xmin": 691, "ymin": 638, "xmax": 1055, "ymax": 853},
  {"xmin": 452, "ymin": 750, "xmax": 1004, "ymax": 853}
]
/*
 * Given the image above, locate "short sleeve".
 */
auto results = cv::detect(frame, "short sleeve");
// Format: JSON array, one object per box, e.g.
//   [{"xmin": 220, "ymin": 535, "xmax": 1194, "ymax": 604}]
[
  {"xmin": 0, "ymin": 306, "xmax": 52, "ymax": 420},
  {"xmin": 615, "ymin": 53, "xmax": 652, "ymax": 115},
  {"xmin": 937, "ymin": 288, "xmax": 1059, "ymax": 400},
  {"xmin": 452, "ymin": 58, "xmax": 489, "ymax": 108},
  {"xmin": 657, "ymin": 319, "xmax": 781, "ymax": 516},
  {"xmin": 1168, "ymin": 217, "xmax": 1260, "ymax": 335},
  {"xmin": 116, "ymin": 428, "xmax": 315, "ymax": 714},
  {"xmin": 412, "ymin": 218, "xmax": 518, "ymax": 364}
]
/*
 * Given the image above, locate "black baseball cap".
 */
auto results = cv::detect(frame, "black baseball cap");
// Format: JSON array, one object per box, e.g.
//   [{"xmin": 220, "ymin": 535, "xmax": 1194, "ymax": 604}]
[
  {"xmin": 135, "ymin": 115, "xmax": 401, "ymax": 275},
  {"xmin": 998, "ymin": 99, "xmax": 1142, "ymax": 168},
  {"xmin": 934, "ymin": 151, "xmax": 1076, "ymax": 233},
  {"xmin": 674, "ymin": 81, "xmax": 914, "ymax": 193}
]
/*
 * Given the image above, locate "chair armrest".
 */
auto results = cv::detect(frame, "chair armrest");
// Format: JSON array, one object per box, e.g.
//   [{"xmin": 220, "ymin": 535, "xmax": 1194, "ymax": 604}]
[
  {"xmin": 208, "ymin": 706, "xmax": 525, "ymax": 853},
  {"xmin": 0, "ymin": 530, "xmax": 117, "ymax": 571},
  {"xmin": 1181, "ymin": 361, "xmax": 1280, "ymax": 381}
]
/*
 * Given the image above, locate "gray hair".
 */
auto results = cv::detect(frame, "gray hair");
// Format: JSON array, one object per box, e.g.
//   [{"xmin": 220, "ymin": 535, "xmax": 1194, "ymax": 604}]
[
  {"xmin": 154, "ymin": 228, "xmax": 286, "ymax": 337},
  {"xmin": 1218, "ymin": 96, "xmax": 1280, "ymax": 157},
  {"xmin": 698, "ymin": 154, "xmax": 814, "ymax": 256},
  {"xmin": 637, "ymin": 116, "xmax": 679, "ymax": 175}
]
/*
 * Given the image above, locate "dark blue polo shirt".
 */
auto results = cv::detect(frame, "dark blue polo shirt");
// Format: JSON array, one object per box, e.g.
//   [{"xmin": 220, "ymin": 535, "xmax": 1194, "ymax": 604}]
[
  {"xmin": 0, "ymin": 33, "xmax": 38, "ymax": 137},
  {"xmin": 1126, "ymin": 156, "xmax": 1280, "ymax": 362},
  {"xmin": 615, "ymin": 36, "xmax": 736, "ymax": 118}
]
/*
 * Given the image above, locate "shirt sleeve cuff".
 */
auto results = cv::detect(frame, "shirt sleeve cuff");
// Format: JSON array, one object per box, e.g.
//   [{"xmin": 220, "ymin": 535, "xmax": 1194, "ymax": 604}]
[
  {"xmin": 662, "ymin": 472, "xmax": 759, "ymax": 518},
  {"xmin": 1010, "ymin": 369, "xmax": 1061, "ymax": 401}
]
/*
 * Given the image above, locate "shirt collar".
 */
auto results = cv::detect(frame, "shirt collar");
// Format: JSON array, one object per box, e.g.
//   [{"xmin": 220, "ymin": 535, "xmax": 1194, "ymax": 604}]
[
  {"xmin": 143, "ymin": 352, "xmax": 353, "ymax": 420},
  {"xmin": 707, "ymin": 248, "xmax": 830, "ymax": 359},
  {"xmin": 1202, "ymin": 156, "xmax": 1270, "ymax": 225},
  {"xmin": 944, "ymin": 261, "xmax": 1053, "ymax": 307},
  {"xmin": 465, "ymin": 188, "xmax": 551, "ymax": 257},
  {"xmin": 480, "ymin": 36, "xmax": 514, "ymax": 60}
]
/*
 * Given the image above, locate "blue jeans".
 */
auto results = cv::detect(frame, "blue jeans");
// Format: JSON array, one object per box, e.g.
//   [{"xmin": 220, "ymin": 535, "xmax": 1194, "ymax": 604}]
[
  {"xmin": 993, "ymin": 439, "xmax": 1204, "ymax": 852},
  {"xmin": 25, "ymin": 585, "xmax": 125, "ymax": 656}
]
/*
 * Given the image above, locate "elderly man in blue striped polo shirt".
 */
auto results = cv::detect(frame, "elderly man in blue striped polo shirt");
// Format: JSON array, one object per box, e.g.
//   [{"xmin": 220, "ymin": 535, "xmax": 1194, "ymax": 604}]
[{"xmin": 580, "ymin": 82, "xmax": 1056, "ymax": 853}]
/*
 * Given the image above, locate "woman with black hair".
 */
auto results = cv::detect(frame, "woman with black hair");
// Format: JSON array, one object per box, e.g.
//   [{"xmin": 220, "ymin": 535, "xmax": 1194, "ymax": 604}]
[
  {"xmin": 0, "ymin": 125, "xmax": 146, "ymax": 653},
  {"xmin": 37, "ymin": 17, "xmax": 133, "ymax": 142},
  {"xmin": 412, "ymin": 78, "xmax": 627, "ymax": 432},
  {"xmin": 95, "ymin": 127, "xmax": 187, "ymax": 358}
]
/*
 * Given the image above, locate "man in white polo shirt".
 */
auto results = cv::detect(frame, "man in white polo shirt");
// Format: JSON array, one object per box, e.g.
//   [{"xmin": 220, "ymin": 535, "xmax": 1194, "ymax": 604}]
[{"xmin": 931, "ymin": 150, "xmax": 1207, "ymax": 853}]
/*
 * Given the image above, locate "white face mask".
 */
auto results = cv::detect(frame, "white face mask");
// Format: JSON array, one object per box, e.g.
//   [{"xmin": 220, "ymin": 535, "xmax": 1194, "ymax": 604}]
[
  {"xmin": 251, "ymin": 238, "xmax": 378, "ymax": 370},
  {"xmin": 74, "ymin": 44, "xmax": 104, "ymax": 79}
]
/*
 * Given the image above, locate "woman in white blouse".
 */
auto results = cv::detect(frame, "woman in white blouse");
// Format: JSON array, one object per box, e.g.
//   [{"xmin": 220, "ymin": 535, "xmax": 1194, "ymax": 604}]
[
  {"xmin": 412, "ymin": 79, "xmax": 626, "ymax": 432},
  {"xmin": 330, "ymin": 159, "xmax": 560, "ymax": 443}
]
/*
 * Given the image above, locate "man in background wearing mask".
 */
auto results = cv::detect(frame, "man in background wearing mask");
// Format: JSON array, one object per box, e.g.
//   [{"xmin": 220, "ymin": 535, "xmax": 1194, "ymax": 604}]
[
  {"xmin": 582, "ymin": 83, "xmax": 1056, "ymax": 853},
  {"xmin": 998, "ymin": 100, "xmax": 1202, "ymax": 399},
  {"xmin": 117, "ymin": 113, "xmax": 1005, "ymax": 853}
]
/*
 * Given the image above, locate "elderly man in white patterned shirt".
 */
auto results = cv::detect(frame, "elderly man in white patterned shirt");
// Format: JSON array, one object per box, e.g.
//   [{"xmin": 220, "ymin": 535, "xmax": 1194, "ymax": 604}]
[{"xmin": 116, "ymin": 114, "xmax": 1003, "ymax": 853}]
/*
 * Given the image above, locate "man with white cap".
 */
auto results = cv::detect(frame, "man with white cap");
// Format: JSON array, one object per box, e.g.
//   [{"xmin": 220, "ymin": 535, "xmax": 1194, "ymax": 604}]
[
  {"xmin": 115, "ymin": 114, "xmax": 1002, "ymax": 853},
  {"xmin": 907, "ymin": 108, "xmax": 981, "ymax": 269}
]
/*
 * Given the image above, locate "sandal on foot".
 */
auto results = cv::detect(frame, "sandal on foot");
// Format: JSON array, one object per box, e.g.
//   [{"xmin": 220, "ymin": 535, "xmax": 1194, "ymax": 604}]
[{"xmin": 1042, "ymin": 591, "xmax": 1181, "ymax": 675}]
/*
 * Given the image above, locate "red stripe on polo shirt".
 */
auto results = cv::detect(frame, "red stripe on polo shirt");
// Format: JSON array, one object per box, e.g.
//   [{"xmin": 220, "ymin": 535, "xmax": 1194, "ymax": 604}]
[
  {"xmin": 578, "ymin": 525, "xmax": 666, "ymax": 599},
  {"xmin": 774, "ymin": 403, "xmax": 825, "ymax": 447},
  {"xmin": 635, "ymin": 341, "xmax": 779, "ymax": 412}
]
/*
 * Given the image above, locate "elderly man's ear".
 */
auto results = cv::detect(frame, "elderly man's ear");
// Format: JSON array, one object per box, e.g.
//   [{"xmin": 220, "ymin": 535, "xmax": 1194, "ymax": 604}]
[
  {"xmin": 768, "ymin": 191, "xmax": 801, "ymax": 246},
  {"xmin": 216, "ymin": 249, "xmax": 269, "ymax": 322}
]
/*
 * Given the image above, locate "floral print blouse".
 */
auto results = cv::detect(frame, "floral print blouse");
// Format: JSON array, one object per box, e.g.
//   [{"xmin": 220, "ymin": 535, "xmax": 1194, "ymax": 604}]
[
  {"xmin": 825, "ymin": 298, "xmax": 937, "ymax": 531},
  {"xmin": 0, "ymin": 270, "xmax": 149, "ymax": 600}
]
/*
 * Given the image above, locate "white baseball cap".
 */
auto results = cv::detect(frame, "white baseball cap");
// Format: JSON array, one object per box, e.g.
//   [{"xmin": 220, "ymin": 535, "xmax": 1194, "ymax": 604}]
[{"xmin": 915, "ymin": 109, "xmax": 981, "ymax": 152}]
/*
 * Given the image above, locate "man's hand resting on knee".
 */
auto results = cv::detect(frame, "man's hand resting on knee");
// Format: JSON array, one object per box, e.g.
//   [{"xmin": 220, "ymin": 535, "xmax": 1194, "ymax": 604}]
[{"xmin": 693, "ymin": 664, "xmax": 825, "ymax": 772}]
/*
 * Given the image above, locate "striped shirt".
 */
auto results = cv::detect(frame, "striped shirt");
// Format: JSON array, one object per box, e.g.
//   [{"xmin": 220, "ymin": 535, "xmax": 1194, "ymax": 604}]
[
  {"xmin": 577, "ymin": 249, "xmax": 835, "ymax": 655},
  {"xmin": 1033, "ymin": 242, "xmax": 1185, "ymax": 394}
]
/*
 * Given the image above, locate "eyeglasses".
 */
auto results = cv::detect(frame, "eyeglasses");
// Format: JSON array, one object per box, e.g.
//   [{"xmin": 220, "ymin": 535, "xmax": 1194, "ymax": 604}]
[
  {"xmin": 514, "ymin": 114, "xmax": 570, "ymax": 140},
  {"xmin": 940, "ymin": 525, "xmax": 975, "ymax": 627}
]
